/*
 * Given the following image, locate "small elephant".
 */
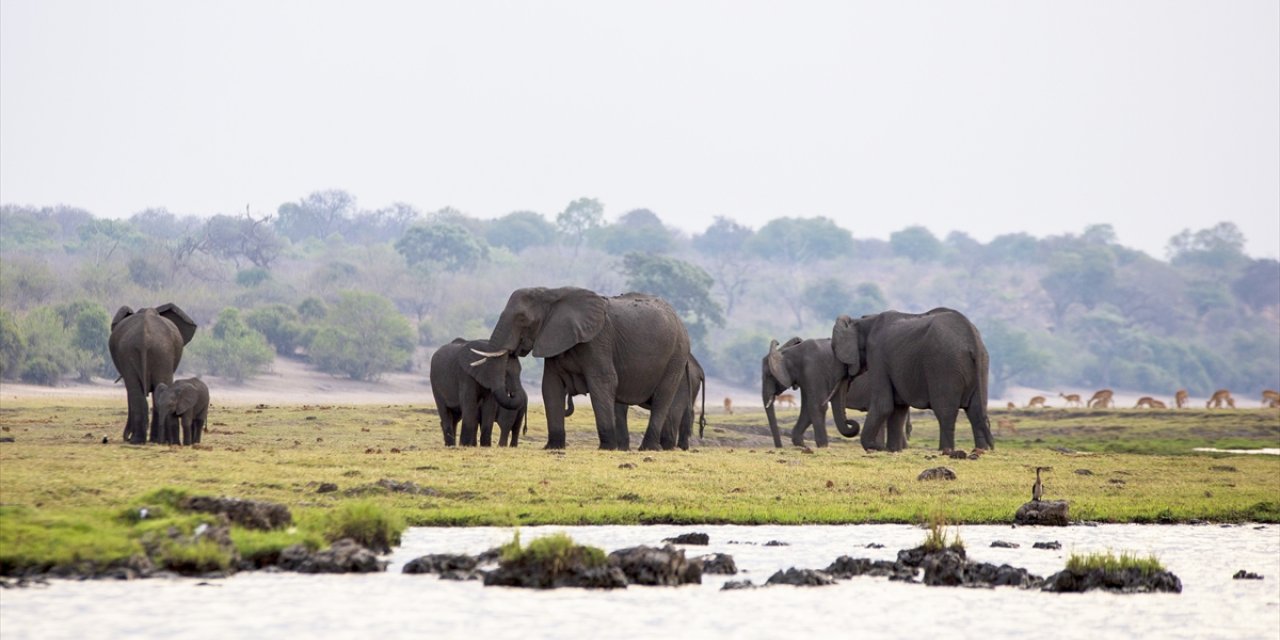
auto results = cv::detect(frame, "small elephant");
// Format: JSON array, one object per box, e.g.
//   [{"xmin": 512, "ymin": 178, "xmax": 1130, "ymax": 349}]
[
  {"xmin": 430, "ymin": 338, "xmax": 527, "ymax": 447},
  {"xmin": 154, "ymin": 378, "xmax": 209, "ymax": 446},
  {"xmin": 108, "ymin": 303, "xmax": 198, "ymax": 444},
  {"xmin": 482, "ymin": 287, "xmax": 692, "ymax": 450},
  {"xmin": 832, "ymin": 308, "xmax": 993, "ymax": 452}
]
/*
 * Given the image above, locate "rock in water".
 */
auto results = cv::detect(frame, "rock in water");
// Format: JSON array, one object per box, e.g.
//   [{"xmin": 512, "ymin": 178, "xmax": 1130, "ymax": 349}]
[
  {"xmin": 1015, "ymin": 500, "xmax": 1070, "ymax": 526},
  {"xmin": 1041, "ymin": 567, "xmax": 1182, "ymax": 593},
  {"xmin": 696, "ymin": 553, "xmax": 738, "ymax": 575},
  {"xmin": 766, "ymin": 568, "xmax": 837, "ymax": 586},
  {"xmin": 609, "ymin": 545, "xmax": 701, "ymax": 586},
  {"xmin": 663, "ymin": 532, "xmax": 710, "ymax": 545},
  {"xmin": 277, "ymin": 539, "xmax": 387, "ymax": 574},
  {"xmin": 1232, "ymin": 570, "xmax": 1264, "ymax": 580}
]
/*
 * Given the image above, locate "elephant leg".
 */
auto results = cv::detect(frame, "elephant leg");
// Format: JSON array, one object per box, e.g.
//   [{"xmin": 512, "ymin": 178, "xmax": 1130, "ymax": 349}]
[
  {"xmin": 810, "ymin": 401, "xmax": 830, "ymax": 448},
  {"xmin": 790, "ymin": 411, "xmax": 810, "ymax": 447},
  {"xmin": 586, "ymin": 385, "xmax": 620, "ymax": 450},
  {"xmin": 478, "ymin": 397, "xmax": 497, "ymax": 447},
  {"xmin": 886, "ymin": 406, "xmax": 910, "ymax": 451},
  {"xmin": 181, "ymin": 415, "xmax": 192, "ymax": 446},
  {"xmin": 121, "ymin": 382, "xmax": 149, "ymax": 444},
  {"xmin": 614, "ymin": 403, "xmax": 633, "ymax": 451},
  {"xmin": 676, "ymin": 406, "xmax": 692, "ymax": 451},
  {"xmin": 542, "ymin": 375, "xmax": 568, "ymax": 449},
  {"xmin": 438, "ymin": 407, "xmax": 460, "ymax": 447},
  {"xmin": 859, "ymin": 397, "xmax": 894, "ymax": 451},
  {"xmin": 459, "ymin": 383, "xmax": 480, "ymax": 446},
  {"xmin": 934, "ymin": 405, "xmax": 961, "ymax": 452},
  {"xmin": 966, "ymin": 406, "xmax": 995, "ymax": 450},
  {"xmin": 149, "ymin": 394, "xmax": 163, "ymax": 443},
  {"xmin": 192, "ymin": 416, "xmax": 205, "ymax": 444}
]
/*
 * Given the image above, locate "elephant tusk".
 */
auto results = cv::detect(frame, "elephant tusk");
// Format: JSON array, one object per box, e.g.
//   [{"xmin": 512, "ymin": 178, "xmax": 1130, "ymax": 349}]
[
  {"xmin": 764, "ymin": 397, "xmax": 774, "ymax": 409},
  {"xmin": 469, "ymin": 357, "xmax": 488, "ymax": 367},
  {"xmin": 824, "ymin": 385, "xmax": 841, "ymax": 405},
  {"xmin": 470, "ymin": 348, "xmax": 508, "ymax": 358}
]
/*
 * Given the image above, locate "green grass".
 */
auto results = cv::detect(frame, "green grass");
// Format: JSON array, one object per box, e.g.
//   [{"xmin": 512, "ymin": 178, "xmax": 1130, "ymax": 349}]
[
  {"xmin": 1, "ymin": 398, "xmax": 1277, "ymax": 574},
  {"xmin": 1066, "ymin": 550, "xmax": 1166, "ymax": 574},
  {"xmin": 920, "ymin": 514, "xmax": 964, "ymax": 552},
  {"xmin": 500, "ymin": 531, "xmax": 607, "ymax": 568}
]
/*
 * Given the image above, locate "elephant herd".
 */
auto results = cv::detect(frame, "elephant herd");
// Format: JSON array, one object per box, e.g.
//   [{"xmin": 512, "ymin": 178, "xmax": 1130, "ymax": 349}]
[{"xmin": 107, "ymin": 291, "xmax": 995, "ymax": 454}]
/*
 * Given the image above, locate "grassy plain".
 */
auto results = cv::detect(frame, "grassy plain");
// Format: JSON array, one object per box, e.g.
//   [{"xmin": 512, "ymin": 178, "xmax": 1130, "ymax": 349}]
[{"xmin": 1, "ymin": 398, "xmax": 1277, "ymax": 573}]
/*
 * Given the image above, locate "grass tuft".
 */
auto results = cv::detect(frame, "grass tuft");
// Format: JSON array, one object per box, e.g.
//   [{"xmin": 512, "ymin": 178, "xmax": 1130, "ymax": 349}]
[
  {"xmin": 1066, "ymin": 550, "xmax": 1166, "ymax": 574},
  {"xmin": 920, "ymin": 513, "xmax": 964, "ymax": 552},
  {"xmin": 500, "ymin": 532, "xmax": 607, "ymax": 569},
  {"xmin": 324, "ymin": 500, "xmax": 404, "ymax": 552}
]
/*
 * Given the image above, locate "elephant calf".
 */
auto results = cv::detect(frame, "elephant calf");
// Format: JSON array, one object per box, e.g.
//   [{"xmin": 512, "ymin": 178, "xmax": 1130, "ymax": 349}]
[{"xmin": 154, "ymin": 378, "xmax": 209, "ymax": 446}]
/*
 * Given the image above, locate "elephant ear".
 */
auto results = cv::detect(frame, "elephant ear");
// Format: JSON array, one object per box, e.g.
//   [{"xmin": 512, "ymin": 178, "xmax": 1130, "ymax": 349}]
[
  {"xmin": 111, "ymin": 306, "xmax": 135, "ymax": 331},
  {"xmin": 175, "ymin": 385, "xmax": 198, "ymax": 415},
  {"xmin": 781, "ymin": 336, "xmax": 803, "ymax": 349},
  {"xmin": 831, "ymin": 315, "xmax": 862, "ymax": 368},
  {"xmin": 156, "ymin": 303, "xmax": 198, "ymax": 345},
  {"xmin": 766, "ymin": 339, "xmax": 794, "ymax": 389},
  {"xmin": 532, "ymin": 289, "xmax": 608, "ymax": 358}
]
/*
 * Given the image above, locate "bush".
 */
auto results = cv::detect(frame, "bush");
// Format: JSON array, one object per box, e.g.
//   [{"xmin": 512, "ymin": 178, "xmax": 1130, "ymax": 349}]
[
  {"xmin": 246, "ymin": 304, "xmax": 310, "ymax": 356},
  {"xmin": 183, "ymin": 308, "xmax": 274, "ymax": 382},
  {"xmin": 0, "ymin": 310, "xmax": 27, "ymax": 379},
  {"xmin": 713, "ymin": 331, "xmax": 771, "ymax": 387},
  {"xmin": 309, "ymin": 291, "xmax": 415, "ymax": 381},
  {"xmin": 325, "ymin": 501, "xmax": 404, "ymax": 553}
]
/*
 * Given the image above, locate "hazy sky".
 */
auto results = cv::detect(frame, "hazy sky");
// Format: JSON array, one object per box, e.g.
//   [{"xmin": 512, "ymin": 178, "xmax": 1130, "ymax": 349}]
[{"xmin": 2, "ymin": 1, "xmax": 1277, "ymax": 259}]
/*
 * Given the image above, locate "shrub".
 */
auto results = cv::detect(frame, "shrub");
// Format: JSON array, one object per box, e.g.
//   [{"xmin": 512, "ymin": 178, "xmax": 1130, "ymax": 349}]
[
  {"xmin": 324, "ymin": 501, "xmax": 404, "ymax": 553},
  {"xmin": 1066, "ymin": 550, "xmax": 1165, "ymax": 575},
  {"xmin": 0, "ymin": 310, "xmax": 27, "ymax": 379},
  {"xmin": 920, "ymin": 514, "xmax": 964, "ymax": 552},
  {"xmin": 246, "ymin": 304, "xmax": 310, "ymax": 356},
  {"xmin": 500, "ymin": 531, "xmax": 606, "ymax": 568},
  {"xmin": 309, "ymin": 291, "xmax": 414, "ymax": 381},
  {"xmin": 183, "ymin": 308, "xmax": 274, "ymax": 382}
]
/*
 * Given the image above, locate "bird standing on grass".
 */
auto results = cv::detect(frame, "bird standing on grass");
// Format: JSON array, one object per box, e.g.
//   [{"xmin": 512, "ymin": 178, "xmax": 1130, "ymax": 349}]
[{"xmin": 1032, "ymin": 467, "xmax": 1047, "ymax": 502}]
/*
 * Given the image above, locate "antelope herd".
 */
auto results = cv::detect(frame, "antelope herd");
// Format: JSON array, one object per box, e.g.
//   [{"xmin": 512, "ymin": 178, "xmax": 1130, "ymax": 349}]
[{"xmin": 1006, "ymin": 388, "xmax": 1280, "ymax": 410}]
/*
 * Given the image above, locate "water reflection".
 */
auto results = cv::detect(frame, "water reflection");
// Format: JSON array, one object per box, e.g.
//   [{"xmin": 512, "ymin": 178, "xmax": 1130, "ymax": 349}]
[{"xmin": 2, "ymin": 524, "xmax": 1277, "ymax": 640}]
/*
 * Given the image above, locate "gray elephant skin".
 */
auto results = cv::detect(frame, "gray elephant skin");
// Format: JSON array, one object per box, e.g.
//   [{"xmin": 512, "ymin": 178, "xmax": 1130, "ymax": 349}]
[
  {"xmin": 154, "ymin": 377, "xmax": 209, "ymax": 445},
  {"xmin": 615, "ymin": 354, "xmax": 706, "ymax": 451},
  {"xmin": 108, "ymin": 303, "xmax": 198, "ymax": 444},
  {"xmin": 483, "ymin": 287, "xmax": 692, "ymax": 450},
  {"xmin": 831, "ymin": 308, "xmax": 993, "ymax": 452},
  {"xmin": 430, "ymin": 338, "xmax": 527, "ymax": 447}
]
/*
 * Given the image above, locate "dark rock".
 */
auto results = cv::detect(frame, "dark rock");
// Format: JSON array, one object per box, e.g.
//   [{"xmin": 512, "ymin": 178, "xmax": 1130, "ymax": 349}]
[
  {"xmin": 824, "ymin": 556, "xmax": 914, "ymax": 581},
  {"xmin": 663, "ymin": 532, "xmax": 710, "ymax": 546},
  {"xmin": 696, "ymin": 553, "xmax": 738, "ymax": 575},
  {"xmin": 1015, "ymin": 500, "xmax": 1070, "ymax": 526},
  {"xmin": 1032, "ymin": 541, "xmax": 1062, "ymax": 550},
  {"xmin": 767, "ymin": 568, "xmax": 836, "ymax": 586},
  {"xmin": 0, "ymin": 437, "xmax": 14, "ymax": 443},
  {"xmin": 865, "ymin": 542, "xmax": 885, "ymax": 549},
  {"xmin": 990, "ymin": 540, "xmax": 1020, "ymax": 548},
  {"xmin": 179, "ymin": 496, "xmax": 292, "ymax": 531},
  {"xmin": 1041, "ymin": 567, "xmax": 1182, "ymax": 593},
  {"xmin": 721, "ymin": 579, "xmax": 756, "ymax": 590},
  {"xmin": 948, "ymin": 450, "xmax": 968, "ymax": 460},
  {"xmin": 609, "ymin": 545, "xmax": 701, "ymax": 586},
  {"xmin": 483, "ymin": 547, "xmax": 627, "ymax": 590},
  {"xmin": 316, "ymin": 483, "xmax": 338, "ymax": 494},
  {"xmin": 897, "ymin": 545, "xmax": 966, "ymax": 568},
  {"xmin": 763, "ymin": 540, "xmax": 790, "ymax": 547},
  {"xmin": 439, "ymin": 570, "xmax": 484, "ymax": 581},
  {"xmin": 966, "ymin": 562, "xmax": 1042, "ymax": 588},
  {"xmin": 919, "ymin": 549, "xmax": 969, "ymax": 586},
  {"xmin": 403, "ymin": 553, "xmax": 479, "ymax": 575},
  {"xmin": 917, "ymin": 467, "xmax": 957, "ymax": 481},
  {"xmin": 1233, "ymin": 570, "xmax": 1264, "ymax": 580},
  {"xmin": 277, "ymin": 539, "xmax": 387, "ymax": 574}
]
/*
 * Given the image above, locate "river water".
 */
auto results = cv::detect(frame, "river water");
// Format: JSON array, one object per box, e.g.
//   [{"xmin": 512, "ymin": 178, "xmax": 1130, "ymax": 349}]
[{"xmin": 3, "ymin": 524, "xmax": 1277, "ymax": 640}]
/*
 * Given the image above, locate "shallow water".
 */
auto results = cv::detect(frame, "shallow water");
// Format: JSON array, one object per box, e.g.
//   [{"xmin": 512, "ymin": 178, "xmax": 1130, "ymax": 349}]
[
  {"xmin": 3, "ymin": 524, "xmax": 1278, "ymax": 640},
  {"xmin": 1192, "ymin": 448, "xmax": 1280, "ymax": 455}
]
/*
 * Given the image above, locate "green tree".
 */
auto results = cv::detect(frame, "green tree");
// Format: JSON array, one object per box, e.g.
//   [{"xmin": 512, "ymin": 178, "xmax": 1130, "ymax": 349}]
[
  {"xmin": 203, "ymin": 211, "xmax": 282, "ymax": 269},
  {"xmin": 1232, "ymin": 259, "xmax": 1280, "ymax": 311},
  {"xmin": 619, "ymin": 253, "xmax": 724, "ymax": 350},
  {"xmin": 486, "ymin": 211, "xmax": 556, "ymax": 253},
  {"xmin": 0, "ymin": 310, "xmax": 27, "ymax": 379},
  {"xmin": 14, "ymin": 307, "xmax": 76, "ymax": 385},
  {"xmin": 801, "ymin": 278, "xmax": 853, "ymax": 323},
  {"xmin": 986, "ymin": 232, "xmax": 1039, "ymax": 263},
  {"xmin": 1039, "ymin": 246, "xmax": 1117, "ymax": 325},
  {"xmin": 246, "ymin": 304, "xmax": 312, "ymax": 356},
  {"xmin": 981, "ymin": 320, "xmax": 1050, "ymax": 397},
  {"xmin": 395, "ymin": 223, "xmax": 489, "ymax": 272},
  {"xmin": 57, "ymin": 300, "xmax": 111, "ymax": 381},
  {"xmin": 692, "ymin": 217, "xmax": 755, "ymax": 317},
  {"xmin": 693, "ymin": 217, "xmax": 754, "ymax": 256},
  {"xmin": 556, "ymin": 197, "xmax": 604, "ymax": 257},
  {"xmin": 1167, "ymin": 222, "xmax": 1248, "ymax": 270},
  {"xmin": 745, "ymin": 217, "xmax": 852, "ymax": 263},
  {"xmin": 889, "ymin": 226, "xmax": 944, "ymax": 263},
  {"xmin": 183, "ymin": 308, "xmax": 274, "ymax": 383},
  {"xmin": 274, "ymin": 189, "xmax": 357, "ymax": 241},
  {"xmin": 713, "ymin": 331, "xmax": 771, "ymax": 387},
  {"xmin": 849, "ymin": 283, "xmax": 889, "ymax": 316},
  {"xmin": 597, "ymin": 209, "xmax": 673, "ymax": 255},
  {"xmin": 309, "ymin": 292, "xmax": 415, "ymax": 381}
]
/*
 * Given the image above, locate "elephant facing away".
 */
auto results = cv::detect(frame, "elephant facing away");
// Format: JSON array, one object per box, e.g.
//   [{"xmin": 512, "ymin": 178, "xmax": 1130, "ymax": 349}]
[
  {"xmin": 154, "ymin": 377, "xmax": 209, "ymax": 446},
  {"xmin": 430, "ymin": 338, "xmax": 527, "ymax": 447},
  {"xmin": 832, "ymin": 308, "xmax": 993, "ymax": 452},
  {"xmin": 108, "ymin": 303, "xmax": 198, "ymax": 444},
  {"xmin": 762, "ymin": 337, "xmax": 911, "ymax": 449},
  {"xmin": 483, "ymin": 287, "xmax": 691, "ymax": 450}
]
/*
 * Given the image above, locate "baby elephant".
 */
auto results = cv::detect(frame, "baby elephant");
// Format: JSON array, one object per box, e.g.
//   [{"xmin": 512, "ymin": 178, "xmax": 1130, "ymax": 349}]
[{"xmin": 154, "ymin": 378, "xmax": 209, "ymax": 446}]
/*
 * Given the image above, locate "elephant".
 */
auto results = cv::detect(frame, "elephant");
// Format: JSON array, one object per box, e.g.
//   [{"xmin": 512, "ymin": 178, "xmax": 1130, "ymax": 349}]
[
  {"xmin": 430, "ymin": 338, "xmax": 527, "ymax": 447},
  {"xmin": 154, "ymin": 377, "xmax": 209, "ymax": 446},
  {"xmin": 480, "ymin": 287, "xmax": 692, "ymax": 450},
  {"xmin": 614, "ymin": 354, "xmax": 706, "ymax": 451},
  {"xmin": 762, "ymin": 337, "xmax": 911, "ymax": 449},
  {"xmin": 831, "ymin": 308, "xmax": 993, "ymax": 452},
  {"xmin": 108, "ymin": 303, "xmax": 198, "ymax": 444}
]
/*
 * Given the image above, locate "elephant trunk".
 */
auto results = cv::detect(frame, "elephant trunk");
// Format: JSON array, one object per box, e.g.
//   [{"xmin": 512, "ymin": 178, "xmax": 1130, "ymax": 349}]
[
  {"xmin": 764, "ymin": 389, "xmax": 784, "ymax": 449},
  {"xmin": 495, "ymin": 386, "xmax": 524, "ymax": 411},
  {"xmin": 831, "ymin": 378, "xmax": 860, "ymax": 438}
]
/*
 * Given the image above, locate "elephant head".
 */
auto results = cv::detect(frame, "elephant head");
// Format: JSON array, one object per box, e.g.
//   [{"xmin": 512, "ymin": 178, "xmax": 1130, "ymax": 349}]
[
  {"xmin": 831, "ymin": 314, "xmax": 870, "ymax": 377},
  {"xmin": 111, "ymin": 303, "xmax": 198, "ymax": 346},
  {"xmin": 466, "ymin": 339, "xmax": 524, "ymax": 411},
  {"xmin": 487, "ymin": 287, "xmax": 608, "ymax": 359},
  {"xmin": 762, "ymin": 337, "xmax": 802, "ymax": 447},
  {"xmin": 762, "ymin": 337, "xmax": 859, "ymax": 448}
]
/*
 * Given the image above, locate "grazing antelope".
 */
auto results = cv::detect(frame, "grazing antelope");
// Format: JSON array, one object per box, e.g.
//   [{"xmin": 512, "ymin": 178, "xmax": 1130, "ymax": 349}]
[
  {"xmin": 723, "ymin": 397, "xmax": 734, "ymax": 415},
  {"xmin": 1087, "ymin": 389, "xmax": 1114, "ymax": 408},
  {"xmin": 1206, "ymin": 389, "xmax": 1235, "ymax": 409},
  {"xmin": 1006, "ymin": 401, "xmax": 1017, "ymax": 410},
  {"xmin": 1134, "ymin": 396, "xmax": 1166, "ymax": 409},
  {"xmin": 1026, "ymin": 396, "xmax": 1047, "ymax": 409},
  {"xmin": 774, "ymin": 393, "xmax": 797, "ymax": 409},
  {"xmin": 1262, "ymin": 389, "xmax": 1279, "ymax": 408},
  {"xmin": 1174, "ymin": 389, "xmax": 1189, "ymax": 409},
  {"xmin": 1058, "ymin": 392, "xmax": 1083, "ymax": 408},
  {"xmin": 996, "ymin": 417, "xmax": 1019, "ymax": 435},
  {"xmin": 1031, "ymin": 467, "xmax": 1047, "ymax": 502}
]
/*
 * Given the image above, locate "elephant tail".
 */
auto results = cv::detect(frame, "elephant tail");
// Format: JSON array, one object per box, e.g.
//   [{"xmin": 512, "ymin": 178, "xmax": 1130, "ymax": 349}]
[{"xmin": 697, "ymin": 371, "xmax": 707, "ymax": 439}]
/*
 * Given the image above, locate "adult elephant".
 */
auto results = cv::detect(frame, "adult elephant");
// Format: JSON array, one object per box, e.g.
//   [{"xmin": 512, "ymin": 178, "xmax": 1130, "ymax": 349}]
[
  {"xmin": 479, "ymin": 287, "xmax": 691, "ymax": 450},
  {"xmin": 430, "ymin": 338, "xmax": 527, "ymax": 447},
  {"xmin": 761, "ymin": 337, "xmax": 910, "ymax": 449},
  {"xmin": 831, "ymin": 308, "xmax": 993, "ymax": 452},
  {"xmin": 615, "ymin": 353, "xmax": 706, "ymax": 451},
  {"xmin": 109, "ymin": 303, "xmax": 198, "ymax": 444}
]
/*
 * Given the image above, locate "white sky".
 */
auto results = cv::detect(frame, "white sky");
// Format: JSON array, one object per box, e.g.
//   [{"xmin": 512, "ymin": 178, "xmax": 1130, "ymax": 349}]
[{"xmin": 2, "ymin": 1, "xmax": 1277, "ymax": 259}]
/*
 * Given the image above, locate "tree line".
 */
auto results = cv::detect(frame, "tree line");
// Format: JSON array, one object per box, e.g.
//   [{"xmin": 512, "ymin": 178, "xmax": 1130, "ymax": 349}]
[{"xmin": 1, "ymin": 191, "xmax": 1276, "ymax": 399}]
